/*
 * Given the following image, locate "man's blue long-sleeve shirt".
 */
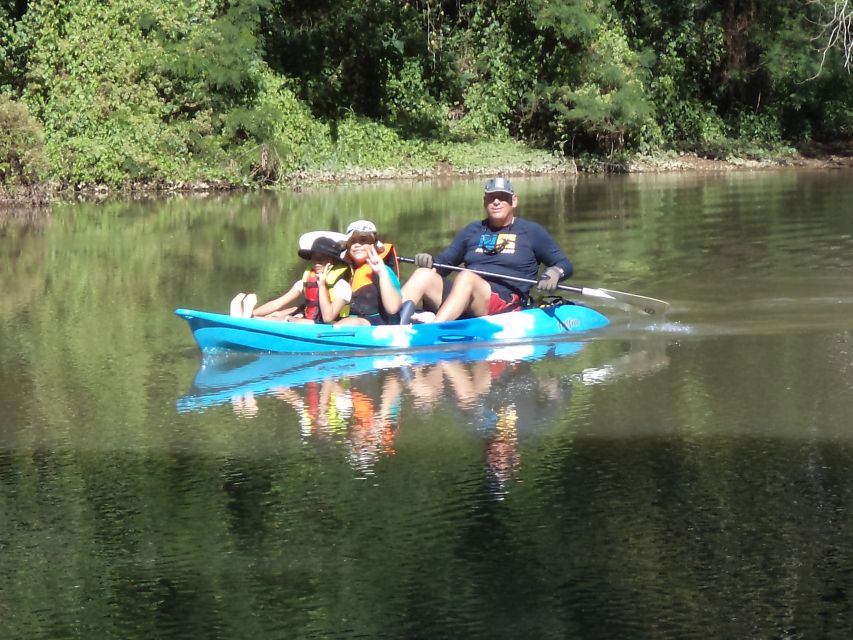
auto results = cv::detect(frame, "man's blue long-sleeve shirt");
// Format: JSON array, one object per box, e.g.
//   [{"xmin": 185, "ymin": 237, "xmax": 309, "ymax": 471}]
[{"xmin": 434, "ymin": 217, "xmax": 573, "ymax": 300}]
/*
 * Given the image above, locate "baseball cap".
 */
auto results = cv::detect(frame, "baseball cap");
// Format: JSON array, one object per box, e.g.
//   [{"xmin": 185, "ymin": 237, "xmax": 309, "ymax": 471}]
[
  {"xmin": 297, "ymin": 231, "xmax": 347, "ymax": 260},
  {"xmin": 484, "ymin": 177, "xmax": 514, "ymax": 195},
  {"xmin": 346, "ymin": 220, "xmax": 377, "ymax": 237}
]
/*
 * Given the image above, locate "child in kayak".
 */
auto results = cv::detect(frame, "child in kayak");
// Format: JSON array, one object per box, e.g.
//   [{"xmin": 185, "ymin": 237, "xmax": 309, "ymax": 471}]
[
  {"xmin": 334, "ymin": 220, "xmax": 402, "ymax": 326},
  {"xmin": 230, "ymin": 233, "xmax": 352, "ymax": 323}
]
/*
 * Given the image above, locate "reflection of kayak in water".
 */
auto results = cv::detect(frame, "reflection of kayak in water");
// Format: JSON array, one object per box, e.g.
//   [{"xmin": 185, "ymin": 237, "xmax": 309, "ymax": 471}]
[
  {"xmin": 174, "ymin": 302, "xmax": 609, "ymax": 355},
  {"xmin": 176, "ymin": 341, "xmax": 585, "ymax": 414}
]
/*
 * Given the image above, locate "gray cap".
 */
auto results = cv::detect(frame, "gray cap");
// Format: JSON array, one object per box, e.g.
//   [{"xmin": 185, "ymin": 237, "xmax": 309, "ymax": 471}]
[{"xmin": 484, "ymin": 177, "xmax": 514, "ymax": 195}]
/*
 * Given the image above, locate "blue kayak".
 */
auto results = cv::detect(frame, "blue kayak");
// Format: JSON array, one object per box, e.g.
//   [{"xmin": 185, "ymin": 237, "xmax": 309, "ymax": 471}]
[{"xmin": 175, "ymin": 303, "xmax": 609, "ymax": 355}]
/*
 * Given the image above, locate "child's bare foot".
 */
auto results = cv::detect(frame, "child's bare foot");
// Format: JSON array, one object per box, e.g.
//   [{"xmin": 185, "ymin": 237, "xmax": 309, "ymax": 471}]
[
  {"xmin": 230, "ymin": 293, "xmax": 246, "ymax": 317},
  {"xmin": 242, "ymin": 293, "xmax": 258, "ymax": 317},
  {"xmin": 231, "ymin": 392, "xmax": 259, "ymax": 418}
]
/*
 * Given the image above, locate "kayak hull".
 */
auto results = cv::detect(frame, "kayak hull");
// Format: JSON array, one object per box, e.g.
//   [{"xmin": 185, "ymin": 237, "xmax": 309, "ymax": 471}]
[{"xmin": 175, "ymin": 304, "xmax": 609, "ymax": 355}]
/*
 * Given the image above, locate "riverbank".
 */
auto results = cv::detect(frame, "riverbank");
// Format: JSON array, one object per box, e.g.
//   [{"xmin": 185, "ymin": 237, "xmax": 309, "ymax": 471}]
[
  {"xmin": 2, "ymin": 142, "xmax": 851, "ymax": 206},
  {"xmin": 626, "ymin": 141, "xmax": 853, "ymax": 173}
]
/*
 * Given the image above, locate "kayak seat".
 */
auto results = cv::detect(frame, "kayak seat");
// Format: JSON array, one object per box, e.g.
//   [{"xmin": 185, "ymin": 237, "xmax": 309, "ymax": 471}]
[{"xmin": 536, "ymin": 295, "xmax": 577, "ymax": 308}]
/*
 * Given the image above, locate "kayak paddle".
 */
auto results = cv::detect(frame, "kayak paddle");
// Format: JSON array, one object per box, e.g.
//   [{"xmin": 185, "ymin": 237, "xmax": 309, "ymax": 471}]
[{"xmin": 397, "ymin": 256, "xmax": 669, "ymax": 316}]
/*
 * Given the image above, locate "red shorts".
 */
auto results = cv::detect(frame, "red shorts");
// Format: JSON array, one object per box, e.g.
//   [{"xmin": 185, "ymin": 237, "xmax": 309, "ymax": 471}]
[{"xmin": 488, "ymin": 292, "xmax": 522, "ymax": 315}]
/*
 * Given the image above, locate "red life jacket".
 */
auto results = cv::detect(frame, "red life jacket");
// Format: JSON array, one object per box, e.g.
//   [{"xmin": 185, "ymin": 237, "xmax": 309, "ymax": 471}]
[
  {"xmin": 302, "ymin": 271, "xmax": 322, "ymax": 321},
  {"xmin": 301, "ymin": 266, "xmax": 350, "ymax": 321}
]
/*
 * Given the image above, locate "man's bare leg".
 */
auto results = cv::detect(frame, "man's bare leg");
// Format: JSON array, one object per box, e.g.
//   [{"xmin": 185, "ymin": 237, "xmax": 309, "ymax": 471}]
[
  {"xmin": 401, "ymin": 268, "xmax": 445, "ymax": 311},
  {"xmin": 433, "ymin": 271, "xmax": 492, "ymax": 322}
]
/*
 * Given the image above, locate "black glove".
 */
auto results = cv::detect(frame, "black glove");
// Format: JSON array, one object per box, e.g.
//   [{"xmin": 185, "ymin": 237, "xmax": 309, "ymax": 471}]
[
  {"xmin": 414, "ymin": 253, "xmax": 433, "ymax": 269},
  {"xmin": 536, "ymin": 265, "xmax": 563, "ymax": 292}
]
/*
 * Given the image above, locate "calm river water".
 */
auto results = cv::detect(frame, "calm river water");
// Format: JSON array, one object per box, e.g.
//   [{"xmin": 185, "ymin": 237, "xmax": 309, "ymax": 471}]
[{"xmin": 2, "ymin": 170, "xmax": 853, "ymax": 639}]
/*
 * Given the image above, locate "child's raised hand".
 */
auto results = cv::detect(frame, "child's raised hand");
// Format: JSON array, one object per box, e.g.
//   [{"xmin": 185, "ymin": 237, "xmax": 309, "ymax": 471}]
[
  {"xmin": 366, "ymin": 245, "xmax": 383, "ymax": 272},
  {"xmin": 318, "ymin": 263, "xmax": 333, "ymax": 285}
]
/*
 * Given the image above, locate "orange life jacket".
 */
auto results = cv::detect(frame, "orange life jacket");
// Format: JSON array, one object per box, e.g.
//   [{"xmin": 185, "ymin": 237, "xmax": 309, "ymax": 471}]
[
  {"xmin": 350, "ymin": 389, "xmax": 398, "ymax": 458},
  {"xmin": 348, "ymin": 243, "xmax": 399, "ymax": 319}
]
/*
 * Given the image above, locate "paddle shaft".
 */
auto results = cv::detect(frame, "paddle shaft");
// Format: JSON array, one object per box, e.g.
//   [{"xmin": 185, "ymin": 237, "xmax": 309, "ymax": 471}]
[
  {"xmin": 397, "ymin": 256, "xmax": 670, "ymax": 315},
  {"xmin": 398, "ymin": 256, "xmax": 586, "ymax": 295}
]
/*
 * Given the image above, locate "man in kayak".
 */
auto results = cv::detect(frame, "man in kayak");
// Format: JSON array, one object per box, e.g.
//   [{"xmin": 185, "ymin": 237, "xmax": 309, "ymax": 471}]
[{"xmin": 399, "ymin": 177, "xmax": 573, "ymax": 323}]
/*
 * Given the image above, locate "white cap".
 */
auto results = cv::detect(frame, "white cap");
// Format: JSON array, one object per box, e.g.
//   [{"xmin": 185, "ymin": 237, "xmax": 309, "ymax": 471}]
[
  {"xmin": 297, "ymin": 231, "xmax": 347, "ymax": 260},
  {"xmin": 346, "ymin": 220, "xmax": 377, "ymax": 236},
  {"xmin": 298, "ymin": 230, "xmax": 347, "ymax": 251}
]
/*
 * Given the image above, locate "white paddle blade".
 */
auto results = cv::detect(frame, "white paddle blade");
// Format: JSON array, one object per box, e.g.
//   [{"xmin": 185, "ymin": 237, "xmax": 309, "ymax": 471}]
[
  {"xmin": 580, "ymin": 288, "xmax": 617, "ymax": 301},
  {"xmin": 598, "ymin": 288, "xmax": 670, "ymax": 316}
]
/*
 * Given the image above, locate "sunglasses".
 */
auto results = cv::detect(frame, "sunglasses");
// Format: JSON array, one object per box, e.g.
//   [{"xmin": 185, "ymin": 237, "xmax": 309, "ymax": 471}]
[
  {"xmin": 348, "ymin": 233, "xmax": 376, "ymax": 246},
  {"xmin": 484, "ymin": 193, "xmax": 513, "ymax": 204}
]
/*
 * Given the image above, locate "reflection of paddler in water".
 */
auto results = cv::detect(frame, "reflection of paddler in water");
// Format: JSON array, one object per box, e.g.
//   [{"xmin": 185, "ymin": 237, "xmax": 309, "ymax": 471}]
[
  {"xmin": 254, "ymin": 372, "xmax": 403, "ymax": 475},
  {"xmin": 459, "ymin": 360, "xmax": 527, "ymax": 493},
  {"xmin": 407, "ymin": 359, "xmax": 499, "ymax": 410},
  {"xmin": 346, "ymin": 374, "xmax": 403, "ymax": 474},
  {"xmin": 272, "ymin": 379, "xmax": 352, "ymax": 440},
  {"xmin": 485, "ymin": 403, "xmax": 521, "ymax": 497},
  {"xmin": 406, "ymin": 358, "xmax": 532, "ymax": 492},
  {"xmin": 228, "ymin": 377, "xmax": 351, "ymax": 427}
]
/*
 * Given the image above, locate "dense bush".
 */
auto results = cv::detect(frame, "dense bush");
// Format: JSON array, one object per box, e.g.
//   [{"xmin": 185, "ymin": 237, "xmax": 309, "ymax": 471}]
[{"xmin": 0, "ymin": 95, "xmax": 48, "ymax": 187}]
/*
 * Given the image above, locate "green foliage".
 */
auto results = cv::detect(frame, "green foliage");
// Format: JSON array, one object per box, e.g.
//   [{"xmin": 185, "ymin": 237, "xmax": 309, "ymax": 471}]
[
  {"xmin": 16, "ymin": 0, "xmax": 197, "ymax": 184},
  {"xmin": 13, "ymin": 0, "xmax": 299, "ymax": 186},
  {"xmin": 643, "ymin": 21, "xmax": 727, "ymax": 147},
  {"xmin": 149, "ymin": 0, "xmax": 269, "ymax": 113},
  {"xmin": 481, "ymin": 2, "xmax": 656, "ymax": 154},
  {"xmin": 232, "ymin": 70, "xmax": 334, "ymax": 181},
  {"xmin": 733, "ymin": 110, "xmax": 783, "ymax": 144},
  {"xmin": 533, "ymin": 0, "xmax": 601, "ymax": 40},
  {"xmin": 449, "ymin": 6, "xmax": 522, "ymax": 140},
  {"xmin": 0, "ymin": 0, "xmax": 29, "ymax": 93},
  {"xmin": 619, "ymin": 0, "xmax": 853, "ymax": 148},
  {"xmin": 559, "ymin": 21, "xmax": 657, "ymax": 153},
  {"xmin": 0, "ymin": 94, "xmax": 48, "ymax": 186},
  {"xmin": 264, "ymin": 0, "xmax": 409, "ymax": 120},
  {"xmin": 0, "ymin": 0, "xmax": 851, "ymax": 189},
  {"xmin": 332, "ymin": 115, "xmax": 434, "ymax": 169},
  {"xmin": 384, "ymin": 58, "xmax": 450, "ymax": 138}
]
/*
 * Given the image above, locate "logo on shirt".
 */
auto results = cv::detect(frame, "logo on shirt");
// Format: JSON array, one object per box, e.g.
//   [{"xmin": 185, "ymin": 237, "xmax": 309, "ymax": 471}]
[{"xmin": 477, "ymin": 233, "xmax": 517, "ymax": 255}]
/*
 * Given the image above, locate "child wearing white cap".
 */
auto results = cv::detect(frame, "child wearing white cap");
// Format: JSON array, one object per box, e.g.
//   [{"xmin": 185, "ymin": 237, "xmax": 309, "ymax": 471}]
[
  {"xmin": 230, "ymin": 231, "xmax": 352, "ymax": 323},
  {"xmin": 334, "ymin": 220, "xmax": 402, "ymax": 325}
]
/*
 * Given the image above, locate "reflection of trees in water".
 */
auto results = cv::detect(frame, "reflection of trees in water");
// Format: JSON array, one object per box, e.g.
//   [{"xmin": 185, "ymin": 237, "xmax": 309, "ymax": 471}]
[{"xmin": 0, "ymin": 214, "xmax": 51, "ymax": 316}]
